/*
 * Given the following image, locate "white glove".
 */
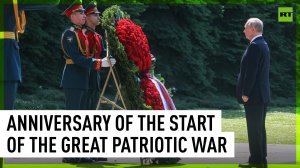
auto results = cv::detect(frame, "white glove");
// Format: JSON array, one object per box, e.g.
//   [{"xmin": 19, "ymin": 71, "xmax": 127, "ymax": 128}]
[{"xmin": 101, "ymin": 57, "xmax": 116, "ymax": 67}]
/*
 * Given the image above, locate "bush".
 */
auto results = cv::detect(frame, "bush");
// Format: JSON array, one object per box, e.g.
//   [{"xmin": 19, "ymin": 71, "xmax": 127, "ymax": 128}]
[{"xmin": 16, "ymin": 87, "xmax": 65, "ymax": 110}]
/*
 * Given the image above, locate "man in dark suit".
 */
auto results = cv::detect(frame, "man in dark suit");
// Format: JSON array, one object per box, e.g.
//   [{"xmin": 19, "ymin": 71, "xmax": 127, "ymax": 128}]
[{"xmin": 237, "ymin": 18, "xmax": 270, "ymax": 168}]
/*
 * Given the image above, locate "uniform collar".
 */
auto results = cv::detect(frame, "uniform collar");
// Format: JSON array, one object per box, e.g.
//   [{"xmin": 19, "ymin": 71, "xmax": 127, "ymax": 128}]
[
  {"xmin": 72, "ymin": 24, "xmax": 82, "ymax": 30},
  {"xmin": 85, "ymin": 25, "xmax": 96, "ymax": 33}
]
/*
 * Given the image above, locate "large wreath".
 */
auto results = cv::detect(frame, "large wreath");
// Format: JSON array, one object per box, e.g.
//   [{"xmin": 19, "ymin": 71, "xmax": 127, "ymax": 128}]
[
  {"xmin": 101, "ymin": 6, "xmax": 175, "ymax": 110},
  {"xmin": 116, "ymin": 19, "xmax": 152, "ymax": 73}
]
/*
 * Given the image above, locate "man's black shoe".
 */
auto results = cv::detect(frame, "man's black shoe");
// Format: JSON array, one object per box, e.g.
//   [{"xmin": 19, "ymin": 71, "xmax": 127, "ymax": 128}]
[{"xmin": 238, "ymin": 163, "xmax": 265, "ymax": 168}]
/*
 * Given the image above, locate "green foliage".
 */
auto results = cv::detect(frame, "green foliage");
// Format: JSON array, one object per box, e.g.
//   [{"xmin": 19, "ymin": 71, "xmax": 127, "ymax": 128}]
[
  {"xmin": 144, "ymin": 104, "xmax": 153, "ymax": 110},
  {"xmin": 15, "ymin": 87, "xmax": 64, "ymax": 110},
  {"xmin": 121, "ymin": 5, "xmax": 148, "ymax": 26},
  {"xmin": 19, "ymin": 6, "xmax": 66, "ymax": 94}
]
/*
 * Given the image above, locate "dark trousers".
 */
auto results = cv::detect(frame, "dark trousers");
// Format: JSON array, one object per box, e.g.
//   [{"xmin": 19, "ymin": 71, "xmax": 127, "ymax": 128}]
[
  {"xmin": 64, "ymin": 89, "xmax": 85, "ymax": 110},
  {"xmin": 4, "ymin": 81, "xmax": 18, "ymax": 110},
  {"xmin": 81, "ymin": 89, "xmax": 99, "ymax": 110},
  {"xmin": 244, "ymin": 103, "xmax": 268, "ymax": 164}
]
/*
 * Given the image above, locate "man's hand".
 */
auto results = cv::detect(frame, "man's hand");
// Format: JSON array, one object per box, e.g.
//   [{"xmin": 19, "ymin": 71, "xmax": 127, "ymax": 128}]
[
  {"xmin": 101, "ymin": 57, "xmax": 116, "ymax": 67},
  {"xmin": 242, "ymin": 95, "xmax": 249, "ymax": 103}
]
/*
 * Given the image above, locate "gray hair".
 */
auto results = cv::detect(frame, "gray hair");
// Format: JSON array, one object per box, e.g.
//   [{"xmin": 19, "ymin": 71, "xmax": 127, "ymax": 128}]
[{"xmin": 245, "ymin": 18, "xmax": 263, "ymax": 33}]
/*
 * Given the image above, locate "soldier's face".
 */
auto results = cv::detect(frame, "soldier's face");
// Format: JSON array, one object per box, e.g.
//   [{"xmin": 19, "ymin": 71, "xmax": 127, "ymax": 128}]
[
  {"xmin": 71, "ymin": 11, "xmax": 86, "ymax": 26},
  {"xmin": 87, "ymin": 13, "xmax": 100, "ymax": 26}
]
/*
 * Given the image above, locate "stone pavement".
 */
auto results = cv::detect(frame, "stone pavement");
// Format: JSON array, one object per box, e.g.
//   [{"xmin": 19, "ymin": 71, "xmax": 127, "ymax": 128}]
[{"xmin": 5, "ymin": 143, "xmax": 296, "ymax": 164}]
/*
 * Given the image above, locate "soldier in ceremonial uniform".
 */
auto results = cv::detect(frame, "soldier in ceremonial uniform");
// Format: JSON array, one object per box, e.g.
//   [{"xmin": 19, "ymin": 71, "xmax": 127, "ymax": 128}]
[
  {"xmin": 3, "ymin": 0, "xmax": 60, "ymax": 110},
  {"xmin": 80, "ymin": 1, "xmax": 108, "ymax": 162},
  {"xmin": 2, "ymin": 0, "xmax": 60, "ymax": 166},
  {"xmin": 81, "ymin": 0, "xmax": 105, "ymax": 110},
  {"xmin": 60, "ymin": 0, "xmax": 115, "ymax": 110},
  {"xmin": 61, "ymin": 1, "xmax": 115, "ymax": 163}
]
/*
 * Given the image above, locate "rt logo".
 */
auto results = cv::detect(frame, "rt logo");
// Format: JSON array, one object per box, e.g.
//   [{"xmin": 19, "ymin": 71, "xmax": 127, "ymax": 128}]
[{"xmin": 278, "ymin": 7, "xmax": 293, "ymax": 22}]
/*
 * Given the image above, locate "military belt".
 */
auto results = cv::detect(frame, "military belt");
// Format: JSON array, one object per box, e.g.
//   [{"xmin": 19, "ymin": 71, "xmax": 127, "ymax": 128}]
[
  {"xmin": 0, "ymin": 32, "xmax": 16, "ymax": 39},
  {"xmin": 66, "ymin": 59, "xmax": 74, "ymax": 64}
]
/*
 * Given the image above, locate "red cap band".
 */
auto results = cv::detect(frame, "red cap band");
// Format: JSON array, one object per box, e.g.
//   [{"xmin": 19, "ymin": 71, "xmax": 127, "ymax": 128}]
[
  {"xmin": 85, "ymin": 7, "xmax": 99, "ymax": 15},
  {"xmin": 64, "ymin": 4, "xmax": 84, "ymax": 17}
]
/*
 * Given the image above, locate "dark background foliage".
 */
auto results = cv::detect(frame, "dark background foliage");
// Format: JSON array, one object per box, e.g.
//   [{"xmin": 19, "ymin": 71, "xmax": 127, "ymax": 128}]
[{"xmin": 16, "ymin": 2, "xmax": 296, "ymax": 109}]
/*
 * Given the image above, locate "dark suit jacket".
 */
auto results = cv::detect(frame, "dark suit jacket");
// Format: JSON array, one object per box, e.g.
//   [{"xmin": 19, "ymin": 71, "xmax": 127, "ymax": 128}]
[{"xmin": 236, "ymin": 36, "xmax": 270, "ymax": 105}]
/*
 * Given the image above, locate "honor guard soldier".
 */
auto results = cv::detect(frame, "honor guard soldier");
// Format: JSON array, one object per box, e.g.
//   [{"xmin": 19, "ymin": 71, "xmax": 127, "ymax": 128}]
[
  {"xmin": 81, "ymin": 0, "xmax": 105, "ymax": 110},
  {"xmin": 3, "ymin": 0, "xmax": 60, "ymax": 110},
  {"xmin": 60, "ymin": 0, "xmax": 116, "ymax": 110},
  {"xmin": 2, "ymin": 0, "xmax": 60, "ymax": 166},
  {"xmin": 80, "ymin": 1, "xmax": 108, "ymax": 162}
]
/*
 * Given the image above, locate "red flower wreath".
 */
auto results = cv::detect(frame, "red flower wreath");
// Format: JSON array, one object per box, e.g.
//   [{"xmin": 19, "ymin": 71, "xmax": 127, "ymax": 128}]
[
  {"xmin": 140, "ymin": 78, "xmax": 164, "ymax": 110},
  {"xmin": 116, "ymin": 19, "xmax": 165, "ymax": 110},
  {"xmin": 116, "ymin": 19, "xmax": 152, "ymax": 73}
]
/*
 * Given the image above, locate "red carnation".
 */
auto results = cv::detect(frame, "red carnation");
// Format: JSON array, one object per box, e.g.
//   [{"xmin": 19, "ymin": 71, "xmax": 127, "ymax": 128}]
[
  {"xmin": 140, "ymin": 78, "xmax": 164, "ymax": 110},
  {"xmin": 116, "ymin": 19, "xmax": 152, "ymax": 73}
]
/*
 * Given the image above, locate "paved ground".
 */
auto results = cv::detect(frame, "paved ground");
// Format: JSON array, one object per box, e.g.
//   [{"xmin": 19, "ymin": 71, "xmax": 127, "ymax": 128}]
[{"xmin": 5, "ymin": 143, "xmax": 296, "ymax": 164}]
